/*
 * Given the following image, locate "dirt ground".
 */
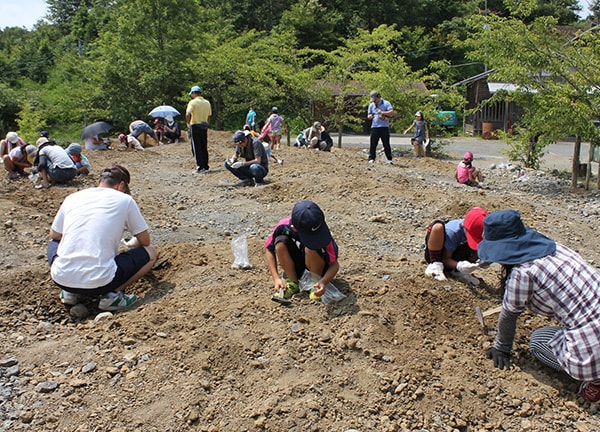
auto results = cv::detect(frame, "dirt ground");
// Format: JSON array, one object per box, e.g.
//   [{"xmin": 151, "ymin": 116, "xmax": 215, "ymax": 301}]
[{"xmin": 1, "ymin": 130, "xmax": 600, "ymax": 432}]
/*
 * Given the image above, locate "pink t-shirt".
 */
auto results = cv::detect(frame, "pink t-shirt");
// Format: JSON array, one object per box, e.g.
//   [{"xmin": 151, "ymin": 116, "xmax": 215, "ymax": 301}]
[{"xmin": 456, "ymin": 161, "xmax": 473, "ymax": 183}]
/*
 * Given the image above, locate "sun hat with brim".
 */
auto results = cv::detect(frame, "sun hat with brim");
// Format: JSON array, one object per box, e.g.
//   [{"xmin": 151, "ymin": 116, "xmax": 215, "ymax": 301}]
[
  {"xmin": 291, "ymin": 200, "xmax": 332, "ymax": 250},
  {"xmin": 478, "ymin": 210, "xmax": 556, "ymax": 265},
  {"xmin": 463, "ymin": 207, "xmax": 488, "ymax": 250}
]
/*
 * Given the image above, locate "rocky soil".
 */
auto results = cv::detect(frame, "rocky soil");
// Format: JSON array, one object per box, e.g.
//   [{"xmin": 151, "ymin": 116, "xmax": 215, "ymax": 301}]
[{"xmin": 1, "ymin": 131, "xmax": 600, "ymax": 431}]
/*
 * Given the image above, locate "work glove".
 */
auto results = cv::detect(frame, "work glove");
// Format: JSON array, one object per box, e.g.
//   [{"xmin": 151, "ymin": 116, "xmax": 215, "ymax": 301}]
[
  {"xmin": 425, "ymin": 262, "xmax": 447, "ymax": 281},
  {"xmin": 486, "ymin": 348, "xmax": 511, "ymax": 370},
  {"xmin": 456, "ymin": 261, "xmax": 479, "ymax": 274},
  {"xmin": 231, "ymin": 161, "xmax": 244, "ymax": 169},
  {"xmin": 451, "ymin": 270, "xmax": 480, "ymax": 286}
]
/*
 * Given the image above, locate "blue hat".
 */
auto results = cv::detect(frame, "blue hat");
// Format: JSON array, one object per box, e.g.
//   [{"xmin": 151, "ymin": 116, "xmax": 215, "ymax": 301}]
[
  {"xmin": 66, "ymin": 143, "xmax": 82, "ymax": 155},
  {"xmin": 478, "ymin": 210, "xmax": 556, "ymax": 265},
  {"xmin": 189, "ymin": 86, "xmax": 202, "ymax": 95},
  {"xmin": 291, "ymin": 201, "xmax": 332, "ymax": 250},
  {"xmin": 232, "ymin": 130, "xmax": 249, "ymax": 143}
]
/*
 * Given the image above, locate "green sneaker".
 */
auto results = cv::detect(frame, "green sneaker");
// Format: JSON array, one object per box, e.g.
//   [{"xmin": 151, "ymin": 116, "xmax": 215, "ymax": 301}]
[{"xmin": 283, "ymin": 280, "xmax": 299, "ymax": 299}]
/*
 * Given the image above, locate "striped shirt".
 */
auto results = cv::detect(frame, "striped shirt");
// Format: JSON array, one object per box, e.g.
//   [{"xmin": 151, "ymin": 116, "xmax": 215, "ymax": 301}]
[{"xmin": 503, "ymin": 243, "xmax": 600, "ymax": 381}]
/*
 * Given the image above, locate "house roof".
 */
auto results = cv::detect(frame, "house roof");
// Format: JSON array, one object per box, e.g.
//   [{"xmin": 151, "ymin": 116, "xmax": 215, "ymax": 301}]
[{"xmin": 452, "ymin": 70, "xmax": 496, "ymax": 87}]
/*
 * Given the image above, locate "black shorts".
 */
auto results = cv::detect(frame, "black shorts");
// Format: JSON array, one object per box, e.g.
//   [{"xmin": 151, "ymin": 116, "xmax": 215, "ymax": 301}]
[
  {"xmin": 424, "ymin": 220, "xmax": 476, "ymax": 264},
  {"xmin": 52, "ymin": 246, "xmax": 150, "ymax": 296}
]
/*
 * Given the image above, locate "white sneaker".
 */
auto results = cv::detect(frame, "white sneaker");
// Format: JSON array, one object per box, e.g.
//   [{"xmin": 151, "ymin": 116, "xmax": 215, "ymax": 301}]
[
  {"xmin": 368, "ymin": 159, "xmax": 374, "ymax": 164},
  {"xmin": 98, "ymin": 292, "xmax": 138, "ymax": 311},
  {"xmin": 60, "ymin": 290, "xmax": 80, "ymax": 305}
]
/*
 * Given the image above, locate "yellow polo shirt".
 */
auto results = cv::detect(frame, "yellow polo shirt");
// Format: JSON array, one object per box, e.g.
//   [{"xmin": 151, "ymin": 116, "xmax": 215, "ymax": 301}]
[{"xmin": 186, "ymin": 97, "xmax": 212, "ymax": 125}]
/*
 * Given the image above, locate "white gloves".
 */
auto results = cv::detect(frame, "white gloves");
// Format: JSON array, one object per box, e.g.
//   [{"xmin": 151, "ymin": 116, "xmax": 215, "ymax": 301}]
[
  {"xmin": 231, "ymin": 161, "xmax": 244, "ymax": 169},
  {"xmin": 456, "ymin": 261, "xmax": 480, "ymax": 274},
  {"xmin": 425, "ymin": 262, "xmax": 447, "ymax": 281}
]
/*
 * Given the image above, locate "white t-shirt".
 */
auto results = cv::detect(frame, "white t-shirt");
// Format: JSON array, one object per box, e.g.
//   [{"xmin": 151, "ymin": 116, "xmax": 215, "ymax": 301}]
[
  {"xmin": 39, "ymin": 145, "xmax": 76, "ymax": 169},
  {"xmin": 50, "ymin": 187, "xmax": 149, "ymax": 289}
]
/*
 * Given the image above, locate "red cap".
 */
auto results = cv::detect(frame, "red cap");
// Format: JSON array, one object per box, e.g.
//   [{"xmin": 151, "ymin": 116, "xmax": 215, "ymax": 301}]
[{"xmin": 463, "ymin": 207, "xmax": 488, "ymax": 250}]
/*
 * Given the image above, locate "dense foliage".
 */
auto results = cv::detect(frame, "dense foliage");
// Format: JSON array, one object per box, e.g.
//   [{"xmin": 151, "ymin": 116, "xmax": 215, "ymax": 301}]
[{"xmin": 0, "ymin": 0, "xmax": 594, "ymax": 148}]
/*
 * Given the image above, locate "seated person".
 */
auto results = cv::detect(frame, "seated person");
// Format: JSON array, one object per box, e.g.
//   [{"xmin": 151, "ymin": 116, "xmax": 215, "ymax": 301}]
[
  {"xmin": 224, "ymin": 130, "xmax": 269, "ymax": 186},
  {"xmin": 3, "ymin": 144, "xmax": 35, "ymax": 179},
  {"xmin": 1, "ymin": 132, "xmax": 25, "ymax": 157},
  {"xmin": 153, "ymin": 119, "xmax": 164, "ymax": 143},
  {"xmin": 118, "ymin": 133, "xmax": 144, "ymax": 150},
  {"xmin": 304, "ymin": 122, "xmax": 325, "ymax": 150},
  {"xmin": 424, "ymin": 207, "xmax": 488, "ymax": 284},
  {"xmin": 85, "ymin": 135, "xmax": 110, "ymax": 150},
  {"xmin": 66, "ymin": 143, "xmax": 92, "ymax": 176},
  {"xmin": 32, "ymin": 138, "xmax": 77, "ymax": 189},
  {"xmin": 164, "ymin": 115, "xmax": 181, "ymax": 143},
  {"xmin": 455, "ymin": 151, "xmax": 484, "ymax": 187}
]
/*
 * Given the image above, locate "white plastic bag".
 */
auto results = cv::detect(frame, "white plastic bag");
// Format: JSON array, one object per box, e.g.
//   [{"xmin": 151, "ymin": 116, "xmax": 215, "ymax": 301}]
[
  {"xmin": 231, "ymin": 235, "xmax": 252, "ymax": 269},
  {"xmin": 299, "ymin": 270, "xmax": 345, "ymax": 305}
]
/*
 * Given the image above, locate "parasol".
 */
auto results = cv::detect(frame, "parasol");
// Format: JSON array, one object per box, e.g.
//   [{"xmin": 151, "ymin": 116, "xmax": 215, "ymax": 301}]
[
  {"xmin": 80, "ymin": 121, "xmax": 114, "ymax": 140},
  {"xmin": 149, "ymin": 105, "xmax": 180, "ymax": 118}
]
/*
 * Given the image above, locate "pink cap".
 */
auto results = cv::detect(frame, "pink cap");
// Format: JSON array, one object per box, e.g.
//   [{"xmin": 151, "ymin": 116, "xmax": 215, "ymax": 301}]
[
  {"xmin": 118, "ymin": 133, "xmax": 125, "ymax": 140},
  {"xmin": 463, "ymin": 151, "xmax": 473, "ymax": 160}
]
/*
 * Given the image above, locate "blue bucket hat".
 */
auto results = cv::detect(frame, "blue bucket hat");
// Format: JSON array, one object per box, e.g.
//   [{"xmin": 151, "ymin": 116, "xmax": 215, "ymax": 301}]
[
  {"xmin": 291, "ymin": 201, "xmax": 332, "ymax": 250},
  {"xmin": 478, "ymin": 210, "xmax": 556, "ymax": 265}
]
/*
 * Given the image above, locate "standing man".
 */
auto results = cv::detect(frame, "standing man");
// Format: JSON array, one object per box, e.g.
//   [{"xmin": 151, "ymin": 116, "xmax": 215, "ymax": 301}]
[
  {"xmin": 186, "ymin": 85, "xmax": 212, "ymax": 174},
  {"xmin": 224, "ymin": 130, "xmax": 269, "ymax": 186},
  {"xmin": 367, "ymin": 90, "xmax": 394, "ymax": 164},
  {"xmin": 47, "ymin": 165, "xmax": 158, "ymax": 311}
]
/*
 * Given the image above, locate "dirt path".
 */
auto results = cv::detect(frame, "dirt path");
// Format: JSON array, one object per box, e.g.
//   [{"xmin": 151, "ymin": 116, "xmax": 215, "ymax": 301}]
[{"xmin": 1, "ymin": 131, "xmax": 599, "ymax": 431}]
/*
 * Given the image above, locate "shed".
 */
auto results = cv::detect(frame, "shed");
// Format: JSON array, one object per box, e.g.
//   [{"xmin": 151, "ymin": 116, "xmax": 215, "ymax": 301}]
[{"xmin": 453, "ymin": 70, "xmax": 524, "ymax": 138}]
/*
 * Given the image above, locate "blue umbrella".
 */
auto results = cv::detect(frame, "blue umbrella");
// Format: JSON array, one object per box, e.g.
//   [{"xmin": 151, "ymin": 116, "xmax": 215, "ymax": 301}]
[{"xmin": 149, "ymin": 105, "xmax": 180, "ymax": 118}]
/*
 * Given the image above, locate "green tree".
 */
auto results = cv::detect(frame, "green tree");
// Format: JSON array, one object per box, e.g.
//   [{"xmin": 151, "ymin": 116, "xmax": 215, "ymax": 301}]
[{"xmin": 461, "ymin": 10, "xmax": 600, "ymax": 185}]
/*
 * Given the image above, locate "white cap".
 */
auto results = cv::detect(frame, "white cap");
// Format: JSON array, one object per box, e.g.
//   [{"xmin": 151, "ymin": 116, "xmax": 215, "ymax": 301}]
[{"xmin": 6, "ymin": 132, "xmax": 18, "ymax": 144}]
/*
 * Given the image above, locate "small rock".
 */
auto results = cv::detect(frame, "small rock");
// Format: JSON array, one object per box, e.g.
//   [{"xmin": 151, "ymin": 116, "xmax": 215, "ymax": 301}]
[
  {"xmin": 36, "ymin": 381, "xmax": 58, "ymax": 393},
  {"xmin": 82, "ymin": 362, "xmax": 96, "ymax": 373},
  {"xmin": 0, "ymin": 357, "xmax": 18, "ymax": 367},
  {"xmin": 69, "ymin": 304, "xmax": 89, "ymax": 319}
]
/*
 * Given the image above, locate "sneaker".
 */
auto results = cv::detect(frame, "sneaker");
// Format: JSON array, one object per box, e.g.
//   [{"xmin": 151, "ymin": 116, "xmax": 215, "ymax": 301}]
[
  {"xmin": 283, "ymin": 280, "xmax": 299, "ymax": 299},
  {"xmin": 8, "ymin": 171, "xmax": 19, "ymax": 180},
  {"xmin": 386, "ymin": 159, "xmax": 393, "ymax": 164},
  {"xmin": 98, "ymin": 291, "xmax": 138, "ymax": 311},
  {"xmin": 60, "ymin": 290, "xmax": 80, "ymax": 306},
  {"xmin": 254, "ymin": 180, "xmax": 265, "ymax": 187},
  {"xmin": 368, "ymin": 159, "xmax": 375, "ymax": 164},
  {"xmin": 196, "ymin": 167, "xmax": 208, "ymax": 174},
  {"xmin": 579, "ymin": 380, "xmax": 600, "ymax": 402}
]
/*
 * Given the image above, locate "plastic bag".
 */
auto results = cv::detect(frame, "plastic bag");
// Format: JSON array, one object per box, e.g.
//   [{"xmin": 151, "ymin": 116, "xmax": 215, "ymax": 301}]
[
  {"xmin": 231, "ymin": 235, "xmax": 252, "ymax": 269},
  {"xmin": 299, "ymin": 270, "xmax": 345, "ymax": 305}
]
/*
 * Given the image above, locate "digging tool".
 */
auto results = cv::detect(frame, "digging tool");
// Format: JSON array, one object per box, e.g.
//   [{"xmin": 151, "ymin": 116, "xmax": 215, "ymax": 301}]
[{"xmin": 475, "ymin": 305, "xmax": 503, "ymax": 329}]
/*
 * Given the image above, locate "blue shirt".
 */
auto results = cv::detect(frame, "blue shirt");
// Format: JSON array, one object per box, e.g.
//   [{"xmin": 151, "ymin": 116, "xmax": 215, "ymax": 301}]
[
  {"xmin": 368, "ymin": 98, "xmax": 393, "ymax": 129},
  {"xmin": 443, "ymin": 219, "xmax": 467, "ymax": 252}
]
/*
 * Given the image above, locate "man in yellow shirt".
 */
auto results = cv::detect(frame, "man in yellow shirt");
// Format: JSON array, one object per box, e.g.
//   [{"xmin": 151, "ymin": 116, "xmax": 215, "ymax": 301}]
[{"xmin": 185, "ymin": 86, "xmax": 212, "ymax": 173}]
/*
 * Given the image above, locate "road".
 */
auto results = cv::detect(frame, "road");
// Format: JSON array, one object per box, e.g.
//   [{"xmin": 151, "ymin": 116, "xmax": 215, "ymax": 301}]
[{"xmin": 328, "ymin": 133, "xmax": 594, "ymax": 174}]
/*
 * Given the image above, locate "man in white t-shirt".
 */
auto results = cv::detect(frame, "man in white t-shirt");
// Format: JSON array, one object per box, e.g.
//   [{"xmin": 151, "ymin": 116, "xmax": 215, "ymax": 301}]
[{"xmin": 47, "ymin": 165, "xmax": 158, "ymax": 311}]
